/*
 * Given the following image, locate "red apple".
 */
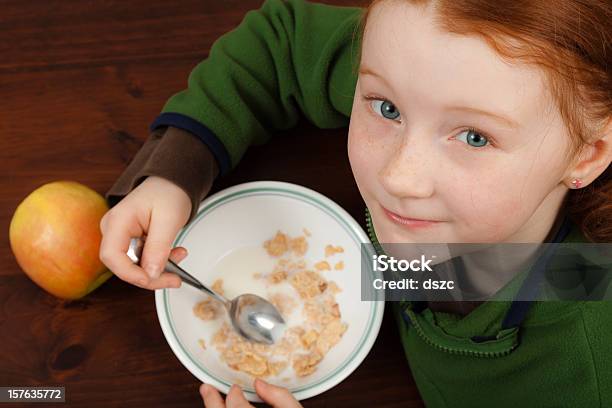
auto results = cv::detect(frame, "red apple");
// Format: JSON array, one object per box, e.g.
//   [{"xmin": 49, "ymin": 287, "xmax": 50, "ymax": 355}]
[{"xmin": 9, "ymin": 181, "xmax": 113, "ymax": 299}]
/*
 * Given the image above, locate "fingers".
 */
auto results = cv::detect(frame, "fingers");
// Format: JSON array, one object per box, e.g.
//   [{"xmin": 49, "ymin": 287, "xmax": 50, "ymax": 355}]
[
  {"xmin": 99, "ymin": 205, "xmax": 188, "ymax": 290},
  {"xmin": 99, "ymin": 210, "xmax": 150, "ymax": 287},
  {"xmin": 254, "ymin": 379, "xmax": 301, "ymax": 408},
  {"xmin": 166, "ymin": 246, "xmax": 187, "ymax": 287},
  {"xmin": 225, "ymin": 385, "xmax": 253, "ymax": 408},
  {"xmin": 199, "ymin": 384, "xmax": 255, "ymax": 408},
  {"xmin": 145, "ymin": 247, "xmax": 187, "ymax": 289},
  {"xmin": 169, "ymin": 246, "xmax": 188, "ymax": 263},
  {"xmin": 140, "ymin": 207, "xmax": 184, "ymax": 279},
  {"xmin": 200, "ymin": 384, "xmax": 225, "ymax": 408},
  {"xmin": 99, "ymin": 176, "xmax": 193, "ymax": 291}
]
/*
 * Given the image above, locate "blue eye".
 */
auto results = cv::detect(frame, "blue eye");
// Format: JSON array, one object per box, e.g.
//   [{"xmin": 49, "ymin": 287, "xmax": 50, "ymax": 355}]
[
  {"xmin": 456, "ymin": 128, "xmax": 489, "ymax": 147},
  {"xmin": 370, "ymin": 99, "xmax": 401, "ymax": 121}
]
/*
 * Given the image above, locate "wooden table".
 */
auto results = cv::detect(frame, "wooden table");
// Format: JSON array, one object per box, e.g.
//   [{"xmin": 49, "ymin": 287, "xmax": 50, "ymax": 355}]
[{"xmin": 0, "ymin": 1, "xmax": 424, "ymax": 406}]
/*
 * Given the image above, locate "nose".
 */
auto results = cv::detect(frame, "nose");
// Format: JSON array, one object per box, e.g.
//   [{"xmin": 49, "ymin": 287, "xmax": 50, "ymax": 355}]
[{"xmin": 379, "ymin": 129, "xmax": 435, "ymax": 199}]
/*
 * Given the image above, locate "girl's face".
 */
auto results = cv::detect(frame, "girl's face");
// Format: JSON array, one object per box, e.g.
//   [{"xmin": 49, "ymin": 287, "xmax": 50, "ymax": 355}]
[{"xmin": 348, "ymin": 0, "xmax": 574, "ymax": 244}]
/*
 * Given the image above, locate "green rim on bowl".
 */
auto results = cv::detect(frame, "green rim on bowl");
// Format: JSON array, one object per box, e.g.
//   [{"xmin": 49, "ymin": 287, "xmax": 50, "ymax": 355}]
[{"xmin": 157, "ymin": 182, "xmax": 383, "ymax": 400}]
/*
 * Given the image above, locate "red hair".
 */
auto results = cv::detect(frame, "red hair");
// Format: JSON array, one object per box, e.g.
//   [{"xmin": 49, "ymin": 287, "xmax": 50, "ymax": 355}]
[{"xmin": 359, "ymin": 0, "xmax": 612, "ymax": 242}]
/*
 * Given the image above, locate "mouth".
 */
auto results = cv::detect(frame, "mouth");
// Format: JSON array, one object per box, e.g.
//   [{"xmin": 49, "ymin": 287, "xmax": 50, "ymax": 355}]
[{"xmin": 380, "ymin": 204, "xmax": 443, "ymax": 229}]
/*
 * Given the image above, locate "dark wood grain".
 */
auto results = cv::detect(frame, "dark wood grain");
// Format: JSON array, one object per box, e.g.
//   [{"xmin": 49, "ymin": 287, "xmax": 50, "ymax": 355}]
[{"xmin": 0, "ymin": 1, "xmax": 424, "ymax": 406}]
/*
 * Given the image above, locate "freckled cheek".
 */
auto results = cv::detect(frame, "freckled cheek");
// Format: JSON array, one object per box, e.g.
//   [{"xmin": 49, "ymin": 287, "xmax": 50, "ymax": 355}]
[
  {"xmin": 448, "ymin": 176, "xmax": 526, "ymax": 227},
  {"xmin": 348, "ymin": 116, "xmax": 385, "ymax": 181}
]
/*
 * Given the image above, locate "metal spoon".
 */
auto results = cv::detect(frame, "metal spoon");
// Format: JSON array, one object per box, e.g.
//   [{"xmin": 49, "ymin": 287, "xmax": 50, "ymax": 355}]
[{"xmin": 127, "ymin": 237, "xmax": 286, "ymax": 345}]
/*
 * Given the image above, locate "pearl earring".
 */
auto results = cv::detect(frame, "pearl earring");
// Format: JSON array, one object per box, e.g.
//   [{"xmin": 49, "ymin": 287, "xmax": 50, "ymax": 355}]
[{"xmin": 571, "ymin": 178, "xmax": 583, "ymax": 189}]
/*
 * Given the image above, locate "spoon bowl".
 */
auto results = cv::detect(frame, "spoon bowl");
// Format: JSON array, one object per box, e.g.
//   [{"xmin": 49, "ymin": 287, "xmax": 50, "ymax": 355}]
[{"xmin": 127, "ymin": 237, "xmax": 286, "ymax": 344}]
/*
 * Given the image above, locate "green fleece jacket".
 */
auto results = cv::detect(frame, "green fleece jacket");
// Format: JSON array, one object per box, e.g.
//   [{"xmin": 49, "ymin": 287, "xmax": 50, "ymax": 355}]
[{"xmin": 149, "ymin": 0, "xmax": 612, "ymax": 406}]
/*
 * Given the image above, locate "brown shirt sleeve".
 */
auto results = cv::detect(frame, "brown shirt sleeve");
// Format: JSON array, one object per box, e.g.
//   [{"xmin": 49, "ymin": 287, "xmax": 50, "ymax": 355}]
[{"xmin": 105, "ymin": 126, "xmax": 219, "ymax": 224}]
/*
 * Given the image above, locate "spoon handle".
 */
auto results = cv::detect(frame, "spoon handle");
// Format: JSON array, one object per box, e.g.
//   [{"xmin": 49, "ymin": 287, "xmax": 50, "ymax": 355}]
[{"xmin": 127, "ymin": 237, "xmax": 228, "ymax": 306}]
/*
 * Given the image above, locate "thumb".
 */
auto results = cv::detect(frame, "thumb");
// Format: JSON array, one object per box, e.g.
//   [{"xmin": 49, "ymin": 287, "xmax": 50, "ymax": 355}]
[
  {"xmin": 141, "ymin": 212, "xmax": 182, "ymax": 279},
  {"xmin": 254, "ymin": 379, "xmax": 301, "ymax": 408}
]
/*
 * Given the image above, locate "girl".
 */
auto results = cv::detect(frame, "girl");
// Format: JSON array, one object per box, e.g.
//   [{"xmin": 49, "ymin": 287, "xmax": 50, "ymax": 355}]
[{"xmin": 99, "ymin": 0, "xmax": 612, "ymax": 406}]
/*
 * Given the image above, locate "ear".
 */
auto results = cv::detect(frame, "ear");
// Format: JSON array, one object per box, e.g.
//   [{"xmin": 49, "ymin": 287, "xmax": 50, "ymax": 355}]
[{"xmin": 566, "ymin": 118, "xmax": 612, "ymax": 188}]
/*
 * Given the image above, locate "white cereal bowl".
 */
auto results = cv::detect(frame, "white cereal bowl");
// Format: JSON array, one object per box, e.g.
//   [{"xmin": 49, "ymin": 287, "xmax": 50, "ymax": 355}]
[{"xmin": 155, "ymin": 181, "xmax": 384, "ymax": 402}]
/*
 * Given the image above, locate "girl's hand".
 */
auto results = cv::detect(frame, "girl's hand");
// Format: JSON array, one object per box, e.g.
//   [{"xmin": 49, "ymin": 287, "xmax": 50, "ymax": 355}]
[
  {"xmin": 99, "ymin": 176, "xmax": 192, "ymax": 290},
  {"xmin": 200, "ymin": 379, "xmax": 302, "ymax": 408}
]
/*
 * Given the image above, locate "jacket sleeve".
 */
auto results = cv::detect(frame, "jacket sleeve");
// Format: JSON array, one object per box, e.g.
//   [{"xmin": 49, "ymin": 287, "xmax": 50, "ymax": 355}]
[
  {"xmin": 104, "ymin": 126, "xmax": 218, "ymax": 224},
  {"xmin": 104, "ymin": 0, "xmax": 362, "ymax": 223},
  {"xmin": 149, "ymin": 0, "xmax": 363, "ymax": 177}
]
